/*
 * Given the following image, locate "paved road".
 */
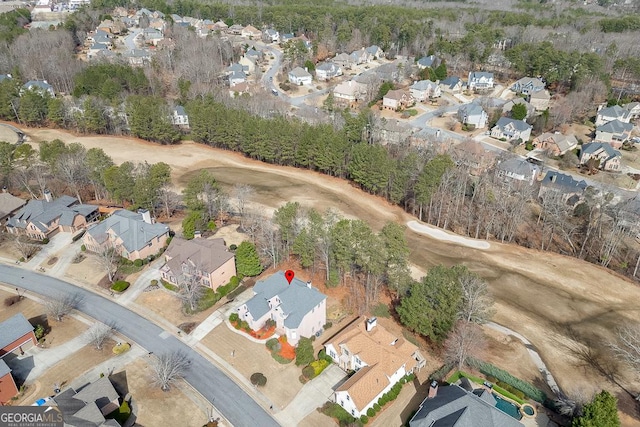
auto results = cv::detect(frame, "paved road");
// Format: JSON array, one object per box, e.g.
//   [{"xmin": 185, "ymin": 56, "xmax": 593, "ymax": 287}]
[
  {"xmin": 123, "ymin": 28, "xmax": 142, "ymax": 51},
  {"xmin": 0, "ymin": 265, "xmax": 280, "ymax": 427}
]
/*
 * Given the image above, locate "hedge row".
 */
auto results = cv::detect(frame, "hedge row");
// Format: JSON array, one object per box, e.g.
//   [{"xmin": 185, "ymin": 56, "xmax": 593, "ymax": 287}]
[
  {"xmin": 447, "ymin": 371, "xmax": 525, "ymax": 405},
  {"xmin": 468, "ymin": 358, "xmax": 547, "ymax": 403},
  {"xmin": 364, "ymin": 373, "xmax": 415, "ymax": 419}
]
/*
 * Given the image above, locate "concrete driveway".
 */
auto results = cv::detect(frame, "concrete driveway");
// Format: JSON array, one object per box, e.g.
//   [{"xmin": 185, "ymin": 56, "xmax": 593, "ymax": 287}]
[
  {"xmin": 25, "ymin": 233, "xmax": 73, "ymax": 270},
  {"xmin": 275, "ymin": 364, "xmax": 347, "ymax": 427}
]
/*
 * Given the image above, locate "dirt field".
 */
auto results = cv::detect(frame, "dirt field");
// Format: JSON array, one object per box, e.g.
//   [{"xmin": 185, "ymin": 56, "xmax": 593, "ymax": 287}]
[
  {"xmin": 0, "ymin": 289, "xmax": 87, "ymax": 348},
  {"xmin": 19, "ymin": 126, "xmax": 640, "ymax": 421},
  {"xmin": 134, "ymin": 288, "xmax": 216, "ymax": 328},
  {"xmin": 123, "ymin": 358, "xmax": 207, "ymax": 427}
]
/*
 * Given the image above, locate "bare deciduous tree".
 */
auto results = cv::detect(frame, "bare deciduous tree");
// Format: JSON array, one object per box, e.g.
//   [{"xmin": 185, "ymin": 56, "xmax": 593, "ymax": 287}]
[
  {"xmin": 609, "ymin": 324, "xmax": 640, "ymax": 377},
  {"xmin": 87, "ymin": 322, "xmax": 114, "ymax": 350},
  {"xmin": 45, "ymin": 293, "xmax": 81, "ymax": 322},
  {"xmin": 458, "ymin": 273, "xmax": 495, "ymax": 324},
  {"xmin": 14, "ymin": 236, "xmax": 40, "ymax": 260},
  {"xmin": 57, "ymin": 145, "xmax": 88, "ymax": 204},
  {"xmin": 444, "ymin": 322, "xmax": 486, "ymax": 371},
  {"xmin": 176, "ymin": 267, "xmax": 205, "ymax": 312},
  {"xmin": 95, "ymin": 243, "xmax": 120, "ymax": 283},
  {"xmin": 151, "ymin": 351, "xmax": 190, "ymax": 391},
  {"xmin": 158, "ymin": 187, "xmax": 180, "ymax": 218},
  {"xmin": 231, "ymin": 184, "xmax": 254, "ymax": 230}
]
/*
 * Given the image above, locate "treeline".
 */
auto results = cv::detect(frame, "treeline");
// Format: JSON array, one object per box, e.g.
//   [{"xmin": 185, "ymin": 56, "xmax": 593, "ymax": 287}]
[
  {"xmin": 599, "ymin": 15, "xmax": 640, "ymax": 33},
  {"xmin": 0, "ymin": 9, "xmax": 30, "ymax": 43}
]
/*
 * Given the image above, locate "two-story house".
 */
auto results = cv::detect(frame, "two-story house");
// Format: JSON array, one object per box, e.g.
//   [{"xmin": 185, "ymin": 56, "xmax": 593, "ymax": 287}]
[
  {"xmin": 580, "ymin": 142, "xmax": 622, "ymax": 172},
  {"xmin": 439, "ymin": 76, "xmax": 463, "ymax": 94},
  {"xmin": 170, "ymin": 106, "xmax": 189, "ymax": 128},
  {"xmin": 594, "ymin": 119, "xmax": 634, "ymax": 148},
  {"xmin": 333, "ymin": 80, "xmax": 367, "ymax": 108},
  {"xmin": 452, "ymin": 140, "xmax": 496, "ymax": 176},
  {"xmin": 6, "ymin": 192, "xmax": 98, "ymax": 240},
  {"xmin": 457, "ymin": 103, "xmax": 488, "ymax": 129},
  {"xmin": 495, "ymin": 157, "xmax": 540, "ymax": 186},
  {"xmin": 511, "ymin": 77, "xmax": 545, "ymax": 95},
  {"xmin": 241, "ymin": 25, "xmax": 261, "ymax": 39},
  {"xmin": 333, "ymin": 53, "xmax": 353, "ymax": 70},
  {"xmin": 467, "ymin": 71, "xmax": 494, "ymax": 92},
  {"xmin": 532, "ymin": 132, "xmax": 578, "ymax": 156},
  {"xmin": 263, "ymin": 28, "xmax": 280, "ymax": 43},
  {"xmin": 491, "ymin": 117, "xmax": 532, "ymax": 142},
  {"xmin": 0, "ymin": 192, "xmax": 26, "ymax": 226},
  {"xmin": 416, "ymin": 55, "xmax": 438, "ymax": 70},
  {"xmin": 325, "ymin": 317, "xmax": 426, "ymax": 418},
  {"xmin": 350, "ymin": 48, "xmax": 372, "ymax": 65},
  {"xmin": 160, "ymin": 237, "xmax": 235, "ymax": 291},
  {"xmin": 383, "ymin": 89, "xmax": 414, "ymax": 111},
  {"xmin": 595, "ymin": 105, "xmax": 632, "ymax": 127},
  {"xmin": 538, "ymin": 171, "xmax": 588, "ymax": 206},
  {"xmin": 288, "ymin": 67, "xmax": 313, "ymax": 85},
  {"xmin": 83, "ymin": 209, "xmax": 170, "ymax": 261},
  {"xmin": 529, "ymin": 89, "xmax": 551, "ymax": 111},
  {"xmin": 237, "ymin": 271, "xmax": 326, "ymax": 345},
  {"xmin": 315, "ymin": 62, "xmax": 343, "ymax": 81},
  {"xmin": 21, "ymin": 80, "xmax": 55, "ymax": 97},
  {"xmin": 410, "ymin": 80, "xmax": 441, "ymax": 102},
  {"xmin": 365, "ymin": 45, "xmax": 384, "ymax": 60}
]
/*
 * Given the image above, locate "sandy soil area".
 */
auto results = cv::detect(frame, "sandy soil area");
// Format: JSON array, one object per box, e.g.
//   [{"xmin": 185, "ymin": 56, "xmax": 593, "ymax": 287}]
[
  {"xmin": 0, "ymin": 289, "xmax": 87, "ymax": 348},
  {"xmin": 19, "ymin": 125, "xmax": 640, "ymax": 420}
]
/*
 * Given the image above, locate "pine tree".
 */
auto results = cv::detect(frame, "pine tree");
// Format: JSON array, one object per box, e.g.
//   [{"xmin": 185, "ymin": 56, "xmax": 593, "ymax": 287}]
[{"xmin": 235, "ymin": 241, "xmax": 262, "ymax": 277}]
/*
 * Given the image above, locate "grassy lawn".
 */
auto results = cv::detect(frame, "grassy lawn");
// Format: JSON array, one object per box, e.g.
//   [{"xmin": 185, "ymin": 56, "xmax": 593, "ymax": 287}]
[{"xmin": 119, "ymin": 263, "xmax": 144, "ymax": 275}]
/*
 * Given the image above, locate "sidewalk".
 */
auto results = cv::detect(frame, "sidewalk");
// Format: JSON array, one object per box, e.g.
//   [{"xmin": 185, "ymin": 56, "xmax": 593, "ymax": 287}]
[{"xmin": 117, "ymin": 259, "xmax": 163, "ymax": 306}]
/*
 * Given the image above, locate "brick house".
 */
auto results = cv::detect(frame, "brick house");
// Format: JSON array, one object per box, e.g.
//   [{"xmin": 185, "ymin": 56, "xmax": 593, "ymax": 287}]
[
  {"xmin": 0, "ymin": 313, "xmax": 36, "ymax": 358},
  {"xmin": 160, "ymin": 237, "xmax": 236, "ymax": 291},
  {"xmin": 237, "ymin": 271, "xmax": 326, "ymax": 345},
  {"xmin": 0, "ymin": 360, "xmax": 18, "ymax": 405},
  {"xmin": 383, "ymin": 90, "xmax": 415, "ymax": 111}
]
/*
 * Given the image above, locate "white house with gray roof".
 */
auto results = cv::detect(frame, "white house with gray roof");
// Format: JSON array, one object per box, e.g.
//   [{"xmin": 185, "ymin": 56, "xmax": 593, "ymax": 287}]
[
  {"xmin": 288, "ymin": 67, "xmax": 313, "ymax": 85},
  {"xmin": 468, "ymin": 71, "xmax": 494, "ymax": 91},
  {"xmin": 410, "ymin": 80, "xmax": 441, "ymax": 102},
  {"xmin": 21, "ymin": 80, "xmax": 55, "ymax": 97},
  {"xmin": 83, "ymin": 209, "xmax": 169, "ymax": 261},
  {"xmin": 6, "ymin": 193, "xmax": 98, "ymax": 240},
  {"xmin": 315, "ymin": 62, "xmax": 343, "ymax": 81},
  {"xmin": 496, "ymin": 157, "xmax": 539, "ymax": 185},
  {"xmin": 458, "ymin": 103, "xmax": 488, "ymax": 129},
  {"xmin": 171, "ymin": 106, "xmax": 189, "ymax": 128},
  {"xmin": 580, "ymin": 142, "xmax": 622, "ymax": 172},
  {"xmin": 511, "ymin": 77, "xmax": 545, "ymax": 95},
  {"xmin": 410, "ymin": 383, "xmax": 523, "ymax": 427},
  {"xmin": 237, "ymin": 271, "xmax": 326, "ymax": 345},
  {"xmin": 596, "ymin": 105, "xmax": 632, "ymax": 127},
  {"xmin": 416, "ymin": 55, "xmax": 438, "ymax": 69},
  {"xmin": 491, "ymin": 117, "xmax": 532, "ymax": 142}
]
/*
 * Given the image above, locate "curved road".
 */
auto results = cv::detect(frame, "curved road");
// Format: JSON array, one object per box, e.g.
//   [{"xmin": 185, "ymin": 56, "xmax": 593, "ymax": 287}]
[{"xmin": 0, "ymin": 265, "xmax": 279, "ymax": 427}]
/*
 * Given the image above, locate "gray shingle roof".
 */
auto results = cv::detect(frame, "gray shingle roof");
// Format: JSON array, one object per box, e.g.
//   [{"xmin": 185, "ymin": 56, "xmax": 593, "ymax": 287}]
[
  {"xmin": 0, "ymin": 313, "xmax": 34, "ymax": 351},
  {"xmin": 0, "ymin": 359, "xmax": 11, "ymax": 377},
  {"xmin": 23, "ymin": 80, "xmax": 54, "ymax": 94},
  {"xmin": 417, "ymin": 55, "xmax": 437, "ymax": 67},
  {"xmin": 7, "ymin": 196, "xmax": 96, "ymax": 232},
  {"xmin": 469, "ymin": 71, "xmax": 493, "ymax": 80},
  {"xmin": 440, "ymin": 76, "xmax": 461, "ymax": 89},
  {"xmin": 458, "ymin": 103, "xmax": 485, "ymax": 117},
  {"xmin": 409, "ymin": 385, "xmax": 523, "ymax": 427},
  {"xmin": 581, "ymin": 142, "xmax": 621, "ymax": 158},
  {"xmin": 598, "ymin": 105, "xmax": 628, "ymax": 119},
  {"xmin": 174, "ymin": 106, "xmax": 187, "ymax": 116},
  {"xmin": 245, "ymin": 271, "xmax": 326, "ymax": 329},
  {"xmin": 53, "ymin": 377, "xmax": 121, "ymax": 427},
  {"xmin": 74, "ymin": 377, "xmax": 119, "ymax": 410},
  {"xmin": 497, "ymin": 157, "xmax": 537, "ymax": 177},
  {"xmin": 597, "ymin": 119, "xmax": 633, "ymax": 134},
  {"xmin": 495, "ymin": 117, "xmax": 531, "ymax": 132},
  {"xmin": 411, "ymin": 80, "xmax": 437, "ymax": 91},
  {"xmin": 86, "ymin": 210, "xmax": 169, "ymax": 253},
  {"xmin": 289, "ymin": 67, "xmax": 312, "ymax": 78},
  {"xmin": 0, "ymin": 193, "xmax": 26, "ymax": 218},
  {"xmin": 540, "ymin": 171, "xmax": 587, "ymax": 193}
]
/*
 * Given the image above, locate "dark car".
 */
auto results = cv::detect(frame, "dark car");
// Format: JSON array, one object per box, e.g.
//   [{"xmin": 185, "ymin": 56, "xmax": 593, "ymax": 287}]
[{"xmin": 271, "ymin": 89, "xmax": 278, "ymax": 96}]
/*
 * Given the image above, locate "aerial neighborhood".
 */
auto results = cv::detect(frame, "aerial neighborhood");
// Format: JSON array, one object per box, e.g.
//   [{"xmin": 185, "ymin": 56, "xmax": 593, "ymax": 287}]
[{"xmin": 1, "ymin": 0, "xmax": 640, "ymax": 426}]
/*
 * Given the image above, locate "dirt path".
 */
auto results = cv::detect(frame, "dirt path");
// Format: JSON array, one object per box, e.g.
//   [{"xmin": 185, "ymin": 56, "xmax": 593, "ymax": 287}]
[{"xmin": 19, "ymin": 125, "xmax": 640, "ymax": 418}]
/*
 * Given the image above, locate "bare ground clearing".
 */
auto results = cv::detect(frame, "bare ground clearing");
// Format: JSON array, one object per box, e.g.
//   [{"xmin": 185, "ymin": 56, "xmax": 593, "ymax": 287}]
[
  {"xmin": 134, "ymin": 288, "xmax": 214, "ymax": 328},
  {"xmin": 20, "ymin": 126, "xmax": 640, "ymax": 418}
]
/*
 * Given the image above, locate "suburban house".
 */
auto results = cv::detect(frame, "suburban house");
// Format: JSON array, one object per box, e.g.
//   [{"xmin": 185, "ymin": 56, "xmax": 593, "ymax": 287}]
[
  {"xmin": 160, "ymin": 237, "xmax": 235, "ymax": 291},
  {"xmin": 239, "ymin": 55, "xmax": 256, "ymax": 74},
  {"xmin": 491, "ymin": 117, "xmax": 532, "ymax": 142},
  {"xmin": 538, "ymin": 171, "xmax": 588, "ymax": 205},
  {"xmin": 280, "ymin": 33, "xmax": 295, "ymax": 43},
  {"xmin": 532, "ymin": 132, "xmax": 578, "ymax": 156},
  {"xmin": 22, "ymin": 80, "xmax": 55, "ymax": 97},
  {"xmin": 225, "ymin": 63, "xmax": 249, "ymax": 76},
  {"xmin": 375, "ymin": 120, "xmax": 415, "ymax": 146},
  {"xmin": 142, "ymin": 28, "xmax": 163, "ymax": 45},
  {"xmin": 83, "ymin": 209, "xmax": 170, "ymax": 261},
  {"xmin": 594, "ymin": 119, "xmax": 634, "ymax": 148},
  {"xmin": 375, "ymin": 62, "xmax": 402, "ymax": 82},
  {"xmin": 410, "ymin": 80, "xmax": 441, "ymax": 102},
  {"xmin": 365, "ymin": 45, "xmax": 384, "ymax": 59},
  {"xmin": 452, "ymin": 140, "xmax": 496, "ymax": 175},
  {"xmin": 228, "ymin": 24, "xmax": 244, "ymax": 35},
  {"xmin": 580, "ymin": 142, "xmax": 622, "ymax": 172},
  {"xmin": 409, "ymin": 382, "xmax": 523, "ymax": 427},
  {"xmin": 350, "ymin": 48, "xmax": 372, "ymax": 65},
  {"xmin": 229, "ymin": 82, "xmax": 250, "ymax": 98},
  {"xmin": 502, "ymin": 98, "xmax": 535, "ymax": 119},
  {"xmin": 170, "ymin": 106, "xmax": 189, "ymax": 128},
  {"xmin": 458, "ymin": 103, "xmax": 488, "ymax": 129},
  {"xmin": 315, "ymin": 62, "xmax": 343, "ymax": 81},
  {"xmin": 0, "ymin": 313, "xmax": 37, "ymax": 358},
  {"xmin": 439, "ymin": 76, "xmax": 463, "ymax": 94},
  {"xmin": 0, "ymin": 359, "xmax": 18, "ymax": 405},
  {"xmin": 288, "ymin": 67, "xmax": 313, "ymax": 85},
  {"xmin": 333, "ymin": 53, "xmax": 353, "ymax": 69},
  {"xmin": 383, "ymin": 89, "xmax": 415, "ymax": 111},
  {"xmin": 245, "ymin": 48, "xmax": 263, "ymax": 63},
  {"xmin": 595, "ymin": 105, "xmax": 632, "ymax": 127},
  {"xmin": 263, "ymin": 28, "xmax": 279, "ymax": 43},
  {"xmin": 241, "ymin": 25, "xmax": 261, "ymax": 39},
  {"xmin": 467, "ymin": 71, "xmax": 494, "ymax": 91},
  {"xmin": 229, "ymin": 70, "xmax": 247, "ymax": 87},
  {"xmin": 333, "ymin": 80, "xmax": 367, "ymax": 108},
  {"xmin": 416, "ymin": 55, "xmax": 438, "ymax": 69},
  {"xmin": 529, "ymin": 89, "xmax": 551, "ymax": 111},
  {"xmin": 625, "ymin": 102, "xmax": 640, "ymax": 119},
  {"xmin": 53, "ymin": 377, "xmax": 122, "ymax": 427},
  {"xmin": 495, "ymin": 157, "xmax": 540, "ymax": 185},
  {"xmin": 87, "ymin": 43, "xmax": 109, "ymax": 60},
  {"xmin": 6, "ymin": 193, "xmax": 99, "ymax": 240},
  {"xmin": 0, "ymin": 192, "xmax": 26, "ymax": 225},
  {"xmin": 123, "ymin": 49, "xmax": 151, "ymax": 67},
  {"xmin": 511, "ymin": 77, "xmax": 545, "ymax": 95},
  {"xmin": 325, "ymin": 317, "xmax": 426, "ymax": 418},
  {"xmin": 236, "ymin": 271, "xmax": 326, "ymax": 345}
]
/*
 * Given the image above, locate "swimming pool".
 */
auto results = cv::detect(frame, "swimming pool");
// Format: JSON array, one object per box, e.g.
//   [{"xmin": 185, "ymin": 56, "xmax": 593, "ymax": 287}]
[{"xmin": 494, "ymin": 394, "xmax": 523, "ymax": 420}]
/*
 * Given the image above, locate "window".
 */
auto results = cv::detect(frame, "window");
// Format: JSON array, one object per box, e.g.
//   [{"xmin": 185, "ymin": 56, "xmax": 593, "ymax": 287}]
[
  {"xmin": 340, "ymin": 401, "xmax": 343, "ymax": 406},
  {"xmin": 351, "ymin": 410, "xmax": 355, "ymax": 416},
  {"xmin": 346, "ymin": 396, "xmax": 350, "ymax": 401}
]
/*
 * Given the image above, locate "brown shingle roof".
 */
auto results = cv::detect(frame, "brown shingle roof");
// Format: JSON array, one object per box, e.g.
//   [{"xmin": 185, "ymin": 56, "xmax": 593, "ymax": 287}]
[{"xmin": 164, "ymin": 237, "xmax": 234, "ymax": 276}]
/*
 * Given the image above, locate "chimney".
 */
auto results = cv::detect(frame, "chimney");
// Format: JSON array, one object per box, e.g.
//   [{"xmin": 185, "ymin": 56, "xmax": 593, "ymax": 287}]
[
  {"xmin": 194, "ymin": 230, "xmax": 202, "ymax": 239},
  {"xmin": 428, "ymin": 380, "xmax": 438, "ymax": 398},
  {"xmin": 365, "ymin": 317, "xmax": 377, "ymax": 332},
  {"xmin": 138, "ymin": 208, "xmax": 151, "ymax": 224},
  {"xmin": 44, "ymin": 189, "xmax": 52, "ymax": 202},
  {"xmin": 304, "ymin": 67, "xmax": 308, "ymax": 73},
  {"xmin": 550, "ymin": 174, "xmax": 557, "ymax": 183},
  {"xmin": 2, "ymin": 186, "xmax": 7, "ymax": 193}
]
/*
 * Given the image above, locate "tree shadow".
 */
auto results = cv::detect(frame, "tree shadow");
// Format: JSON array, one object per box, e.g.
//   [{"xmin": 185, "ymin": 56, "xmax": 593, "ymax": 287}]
[
  {"xmin": 399, "ymin": 377, "xmax": 430, "ymax": 425},
  {"xmin": 28, "ymin": 314, "xmax": 51, "ymax": 335}
]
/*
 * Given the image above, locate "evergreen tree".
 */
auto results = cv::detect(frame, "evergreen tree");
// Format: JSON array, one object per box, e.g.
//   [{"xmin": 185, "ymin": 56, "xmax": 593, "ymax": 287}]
[
  {"xmin": 235, "ymin": 241, "xmax": 262, "ymax": 277},
  {"xmin": 295, "ymin": 337, "xmax": 315, "ymax": 366},
  {"xmin": 573, "ymin": 391, "xmax": 619, "ymax": 427}
]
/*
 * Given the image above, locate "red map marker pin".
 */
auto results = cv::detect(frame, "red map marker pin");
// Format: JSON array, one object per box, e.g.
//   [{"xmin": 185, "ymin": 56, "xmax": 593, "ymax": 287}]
[{"xmin": 284, "ymin": 270, "xmax": 295, "ymax": 284}]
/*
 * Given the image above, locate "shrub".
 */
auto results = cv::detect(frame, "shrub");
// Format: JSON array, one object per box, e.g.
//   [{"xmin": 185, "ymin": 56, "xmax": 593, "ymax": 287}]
[
  {"xmin": 360, "ymin": 415, "xmax": 369, "ymax": 424},
  {"xmin": 319, "ymin": 402, "xmax": 356, "ymax": 424},
  {"xmin": 150, "ymin": 279, "xmax": 158, "ymax": 286},
  {"xmin": 71, "ymin": 231, "xmax": 85, "ymax": 242},
  {"xmin": 112, "ymin": 342, "xmax": 130, "ymax": 354},
  {"xmin": 373, "ymin": 403, "xmax": 381, "ymax": 412},
  {"xmin": 42, "ymin": 238, "xmax": 49, "ymax": 244},
  {"xmin": 161, "ymin": 279, "xmax": 178, "ymax": 292},
  {"xmin": 111, "ymin": 280, "xmax": 130, "ymax": 292},
  {"xmin": 367, "ymin": 408, "xmax": 375, "ymax": 417},
  {"xmin": 4, "ymin": 295, "xmax": 21, "ymax": 307},
  {"xmin": 229, "ymin": 313, "xmax": 239, "ymax": 322},
  {"xmin": 310, "ymin": 359, "xmax": 330, "ymax": 376},
  {"xmin": 266, "ymin": 337, "xmax": 280, "ymax": 351},
  {"xmin": 271, "ymin": 352, "xmax": 293, "ymax": 364},
  {"xmin": 229, "ymin": 244, "xmax": 237, "ymax": 251},
  {"xmin": 295, "ymin": 337, "xmax": 315, "ymax": 366},
  {"xmin": 250, "ymin": 372, "xmax": 267, "ymax": 387},
  {"xmin": 467, "ymin": 358, "xmax": 547, "ymax": 403},
  {"xmin": 133, "ymin": 259, "xmax": 143, "ymax": 267},
  {"xmin": 80, "ymin": 244, "xmax": 86, "ymax": 251},
  {"xmin": 34, "ymin": 324, "xmax": 45, "ymax": 340},
  {"xmin": 323, "ymin": 322, "xmax": 333, "ymax": 330},
  {"xmin": 302, "ymin": 365, "xmax": 315, "ymax": 379}
]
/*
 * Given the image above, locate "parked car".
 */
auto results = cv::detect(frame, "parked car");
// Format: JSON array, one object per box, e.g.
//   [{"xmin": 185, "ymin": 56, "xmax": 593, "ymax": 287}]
[{"xmin": 271, "ymin": 89, "xmax": 278, "ymax": 96}]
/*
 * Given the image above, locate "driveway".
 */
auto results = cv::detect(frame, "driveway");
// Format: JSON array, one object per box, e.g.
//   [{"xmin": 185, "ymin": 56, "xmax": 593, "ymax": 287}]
[
  {"xmin": 0, "ymin": 265, "xmax": 280, "ymax": 427},
  {"xmin": 117, "ymin": 258, "xmax": 163, "ymax": 306},
  {"xmin": 275, "ymin": 364, "xmax": 347, "ymax": 427},
  {"xmin": 25, "ymin": 233, "xmax": 73, "ymax": 270}
]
